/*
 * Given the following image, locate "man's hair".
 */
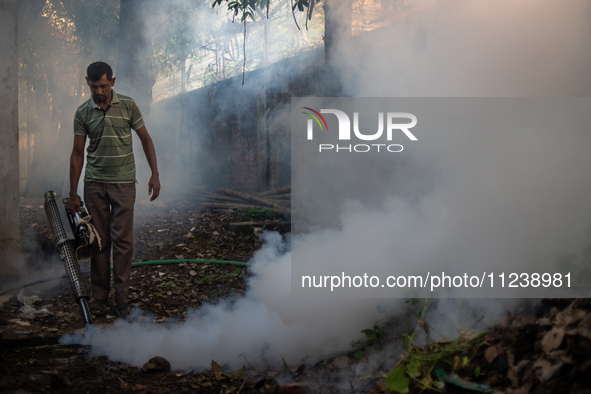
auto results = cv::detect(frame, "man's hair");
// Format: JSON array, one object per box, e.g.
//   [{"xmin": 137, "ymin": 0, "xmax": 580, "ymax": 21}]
[{"xmin": 87, "ymin": 62, "xmax": 113, "ymax": 82}]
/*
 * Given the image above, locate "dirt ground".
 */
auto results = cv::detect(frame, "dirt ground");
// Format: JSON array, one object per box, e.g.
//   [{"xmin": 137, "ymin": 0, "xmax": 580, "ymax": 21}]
[{"xmin": 1, "ymin": 198, "xmax": 590, "ymax": 394}]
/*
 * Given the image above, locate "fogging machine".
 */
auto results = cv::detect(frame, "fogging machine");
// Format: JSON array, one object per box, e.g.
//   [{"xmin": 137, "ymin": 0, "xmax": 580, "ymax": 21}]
[{"xmin": 44, "ymin": 191, "xmax": 99, "ymax": 325}]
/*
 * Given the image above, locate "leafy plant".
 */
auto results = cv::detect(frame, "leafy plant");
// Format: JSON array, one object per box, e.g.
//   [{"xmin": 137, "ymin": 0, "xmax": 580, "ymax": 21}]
[
  {"xmin": 405, "ymin": 298, "xmax": 420, "ymax": 306},
  {"xmin": 474, "ymin": 366, "xmax": 481, "ymax": 379},
  {"xmin": 384, "ymin": 367, "xmax": 410, "ymax": 393},
  {"xmin": 382, "ymin": 298, "xmax": 488, "ymax": 393},
  {"xmin": 211, "ymin": 0, "xmax": 312, "ymax": 22},
  {"xmin": 225, "ymin": 268, "xmax": 242, "ymax": 278},
  {"xmin": 353, "ymin": 350, "xmax": 365, "ymax": 359},
  {"xmin": 350, "ymin": 321, "xmax": 388, "ymax": 363},
  {"xmin": 198, "ymin": 274, "xmax": 217, "ymax": 284},
  {"xmin": 211, "ymin": 0, "xmax": 268, "ymax": 22},
  {"xmin": 361, "ymin": 324, "xmax": 387, "ymax": 346},
  {"xmin": 197, "ymin": 268, "xmax": 242, "ymax": 285}
]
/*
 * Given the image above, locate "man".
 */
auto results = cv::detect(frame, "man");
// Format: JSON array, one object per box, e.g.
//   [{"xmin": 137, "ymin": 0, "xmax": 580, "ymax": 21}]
[{"xmin": 67, "ymin": 62, "xmax": 160, "ymax": 318}]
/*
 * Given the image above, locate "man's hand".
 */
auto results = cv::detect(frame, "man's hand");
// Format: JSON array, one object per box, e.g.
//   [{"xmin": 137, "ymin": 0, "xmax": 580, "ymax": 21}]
[
  {"xmin": 68, "ymin": 194, "xmax": 82, "ymax": 215},
  {"xmin": 135, "ymin": 125, "xmax": 161, "ymax": 202},
  {"xmin": 148, "ymin": 175, "xmax": 161, "ymax": 201}
]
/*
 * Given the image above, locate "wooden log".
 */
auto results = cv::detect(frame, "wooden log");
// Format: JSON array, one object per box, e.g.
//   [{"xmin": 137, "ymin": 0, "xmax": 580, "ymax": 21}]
[
  {"xmin": 257, "ymin": 186, "xmax": 291, "ymax": 197},
  {"xmin": 201, "ymin": 192, "xmax": 244, "ymax": 204},
  {"xmin": 201, "ymin": 202, "xmax": 291, "ymax": 216},
  {"xmin": 217, "ymin": 188, "xmax": 292, "ymax": 214},
  {"xmin": 272, "ymin": 193, "xmax": 291, "ymax": 199},
  {"xmin": 184, "ymin": 195, "xmax": 241, "ymax": 207},
  {"xmin": 266, "ymin": 199, "xmax": 291, "ymax": 207},
  {"xmin": 195, "ymin": 190, "xmax": 254, "ymax": 205}
]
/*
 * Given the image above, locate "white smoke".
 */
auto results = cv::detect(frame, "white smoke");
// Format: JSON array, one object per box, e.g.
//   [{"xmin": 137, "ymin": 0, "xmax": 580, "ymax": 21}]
[
  {"xmin": 62, "ymin": 233, "xmax": 393, "ymax": 369},
  {"xmin": 348, "ymin": 0, "xmax": 591, "ymax": 97},
  {"xmin": 62, "ymin": 0, "xmax": 591, "ymax": 371}
]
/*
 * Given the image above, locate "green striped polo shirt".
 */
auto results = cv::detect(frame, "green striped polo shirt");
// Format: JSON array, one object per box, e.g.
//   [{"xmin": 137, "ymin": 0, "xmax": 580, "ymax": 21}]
[{"xmin": 73, "ymin": 90, "xmax": 145, "ymax": 183}]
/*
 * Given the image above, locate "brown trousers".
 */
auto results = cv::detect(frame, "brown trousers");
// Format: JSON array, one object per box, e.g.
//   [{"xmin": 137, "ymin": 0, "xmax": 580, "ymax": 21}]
[{"xmin": 84, "ymin": 182, "xmax": 136, "ymax": 305}]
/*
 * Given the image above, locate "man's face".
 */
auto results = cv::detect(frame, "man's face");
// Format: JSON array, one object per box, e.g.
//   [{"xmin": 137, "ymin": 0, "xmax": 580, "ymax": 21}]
[{"xmin": 86, "ymin": 74, "xmax": 115, "ymax": 104}]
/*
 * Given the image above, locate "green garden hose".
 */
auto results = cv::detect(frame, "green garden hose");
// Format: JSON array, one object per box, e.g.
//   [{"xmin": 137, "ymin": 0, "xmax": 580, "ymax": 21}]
[{"xmin": 0, "ymin": 259, "xmax": 250, "ymax": 296}]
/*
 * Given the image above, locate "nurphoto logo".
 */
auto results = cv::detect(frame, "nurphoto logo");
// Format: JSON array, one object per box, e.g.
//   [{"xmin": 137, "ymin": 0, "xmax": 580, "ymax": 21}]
[{"xmin": 303, "ymin": 107, "xmax": 418, "ymax": 153}]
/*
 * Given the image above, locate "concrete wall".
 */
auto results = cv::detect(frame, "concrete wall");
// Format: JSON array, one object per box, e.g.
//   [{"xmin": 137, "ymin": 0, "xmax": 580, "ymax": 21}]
[
  {"xmin": 150, "ymin": 49, "xmax": 323, "ymax": 193},
  {"xmin": 0, "ymin": 0, "xmax": 20, "ymax": 279}
]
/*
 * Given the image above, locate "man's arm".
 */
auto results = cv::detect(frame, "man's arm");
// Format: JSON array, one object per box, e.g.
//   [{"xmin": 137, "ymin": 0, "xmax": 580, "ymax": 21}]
[
  {"xmin": 67, "ymin": 134, "xmax": 87, "ymax": 214},
  {"xmin": 134, "ymin": 125, "xmax": 161, "ymax": 201}
]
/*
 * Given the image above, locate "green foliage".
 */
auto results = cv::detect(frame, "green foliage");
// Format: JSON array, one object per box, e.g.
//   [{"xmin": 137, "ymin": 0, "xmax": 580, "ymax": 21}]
[
  {"xmin": 384, "ymin": 367, "xmax": 410, "ymax": 393},
  {"xmin": 361, "ymin": 324, "xmax": 387, "ymax": 345},
  {"xmin": 226, "ymin": 267, "xmax": 243, "ymax": 278},
  {"xmin": 18, "ymin": 0, "xmax": 120, "ymax": 187},
  {"xmin": 350, "ymin": 321, "xmax": 388, "ymax": 366},
  {"xmin": 292, "ymin": 0, "xmax": 309, "ymax": 12},
  {"xmin": 212, "ymin": 0, "xmax": 312, "ymax": 22},
  {"xmin": 237, "ymin": 207, "xmax": 276, "ymax": 221},
  {"xmin": 149, "ymin": 1, "xmax": 216, "ymax": 76},
  {"xmin": 198, "ymin": 267, "xmax": 242, "ymax": 284},
  {"xmin": 198, "ymin": 274, "xmax": 218, "ymax": 284},
  {"xmin": 394, "ymin": 333, "xmax": 487, "ymax": 392},
  {"xmin": 211, "ymin": 0, "xmax": 276, "ymax": 21},
  {"xmin": 353, "ymin": 350, "xmax": 365, "ymax": 359},
  {"xmin": 383, "ymin": 298, "xmax": 490, "ymax": 392},
  {"xmin": 405, "ymin": 298, "xmax": 420, "ymax": 306},
  {"xmin": 157, "ymin": 0, "xmax": 325, "ymax": 87},
  {"xmin": 211, "ymin": 0, "xmax": 269, "ymax": 22}
]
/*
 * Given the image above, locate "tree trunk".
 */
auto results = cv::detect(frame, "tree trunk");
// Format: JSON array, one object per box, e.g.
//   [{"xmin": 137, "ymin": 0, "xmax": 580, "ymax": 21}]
[
  {"xmin": 116, "ymin": 0, "xmax": 155, "ymax": 118},
  {"xmin": 323, "ymin": 0, "xmax": 353, "ymax": 97},
  {"xmin": 18, "ymin": 0, "xmax": 45, "ymax": 28},
  {"xmin": 23, "ymin": 71, "xmax": 61, "ymax": 197}
]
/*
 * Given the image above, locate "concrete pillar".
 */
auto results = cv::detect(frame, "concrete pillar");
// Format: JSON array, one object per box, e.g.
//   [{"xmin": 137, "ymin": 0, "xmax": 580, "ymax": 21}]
[{"xmin": 0, "ymin": 0, "xmax": 21, "ymax": 280}]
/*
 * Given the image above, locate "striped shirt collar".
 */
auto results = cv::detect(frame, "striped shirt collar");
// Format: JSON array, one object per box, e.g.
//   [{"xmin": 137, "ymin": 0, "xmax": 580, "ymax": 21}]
[{"xmin": 88, "ymin": 89, "xmax": 120, "ymax": 110}]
